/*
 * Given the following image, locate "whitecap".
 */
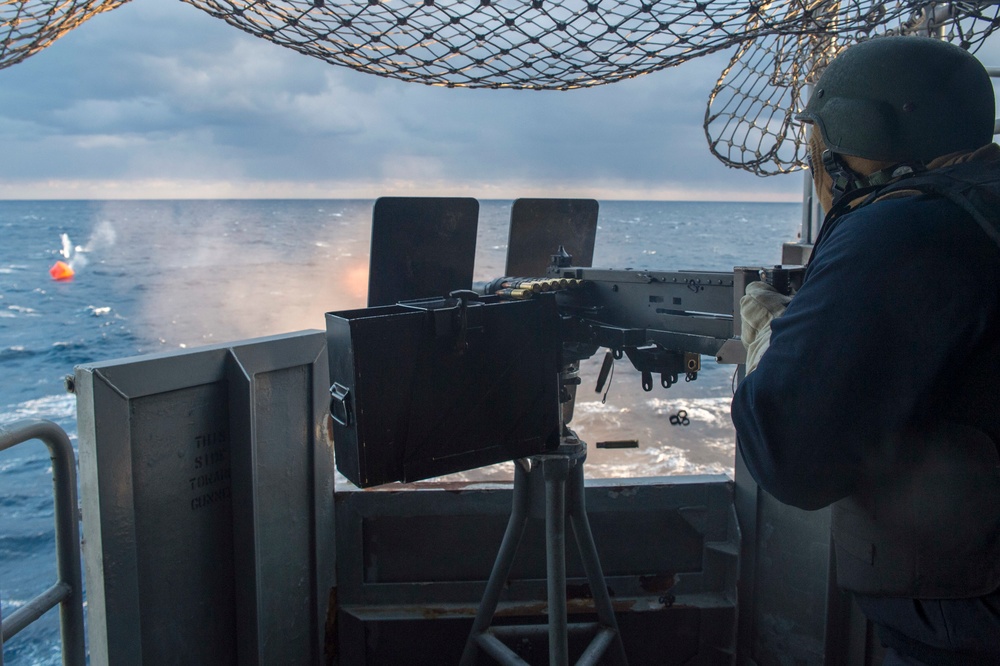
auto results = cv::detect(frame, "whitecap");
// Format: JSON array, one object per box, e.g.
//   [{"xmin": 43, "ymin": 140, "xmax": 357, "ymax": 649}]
[
  {"xmin": 575, "ymin": 401, "xmax": 630, "ymax": 415},
  {"xmin": 644, "ymin": 396, "xmax": 733, "ymax": 427},
  {"xmin": 7, "ymin": 305, "xmax": 37, "ymax": 314},
  {"xmin": 0, "ymin": 394, "xmax": 76, "ymax": 425},
  {"xmin": 87, "ymin": 306, "xmax": 111, "ymax": 316}
]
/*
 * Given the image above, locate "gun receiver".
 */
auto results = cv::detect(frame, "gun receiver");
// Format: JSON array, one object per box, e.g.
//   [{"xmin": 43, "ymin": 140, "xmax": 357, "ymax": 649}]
[{"xmin": 485, "ymin": 261, "xmax": 805, "ymax": 389}]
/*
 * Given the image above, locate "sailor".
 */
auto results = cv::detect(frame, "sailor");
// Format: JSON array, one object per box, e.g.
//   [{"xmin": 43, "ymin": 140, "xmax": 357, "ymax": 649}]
[{"xmin": 731, "ymin": 36, "xmax": 1000, "ymax": 664}]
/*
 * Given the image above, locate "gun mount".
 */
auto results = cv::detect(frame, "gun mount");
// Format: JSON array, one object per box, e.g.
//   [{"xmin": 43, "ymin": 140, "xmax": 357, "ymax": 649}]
[{"xmin": 326, "ymin": 237, "xmax": 804, "ymax": 489}]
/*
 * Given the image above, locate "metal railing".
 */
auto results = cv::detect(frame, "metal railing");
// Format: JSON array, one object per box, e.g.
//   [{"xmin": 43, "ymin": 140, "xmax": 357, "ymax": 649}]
[
  {"xmin": 987, "ymin": 67, "xmax": 1000, "ymax": 135},
  {"xmin": 0, "ymin": 420, "xmax": 85, "ymax": 666}
]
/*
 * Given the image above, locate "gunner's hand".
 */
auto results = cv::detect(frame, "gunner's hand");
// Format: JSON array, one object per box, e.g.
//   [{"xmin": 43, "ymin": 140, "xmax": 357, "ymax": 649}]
[{"xmin": 740, "ymin": 281, "xmax": 792, "ymax": 373}]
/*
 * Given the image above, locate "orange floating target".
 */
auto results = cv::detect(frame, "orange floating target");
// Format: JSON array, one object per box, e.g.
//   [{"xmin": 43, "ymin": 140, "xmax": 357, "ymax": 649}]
[{"xmin": 49, "ymin": 260, "xmax": 75, "ymax": 281}]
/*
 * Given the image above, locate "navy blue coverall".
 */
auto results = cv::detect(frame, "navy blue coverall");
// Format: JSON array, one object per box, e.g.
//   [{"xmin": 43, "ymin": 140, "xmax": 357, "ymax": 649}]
[{"xmin": 731, "ymin": 186, "xmax": 1000, "ymax": 663}]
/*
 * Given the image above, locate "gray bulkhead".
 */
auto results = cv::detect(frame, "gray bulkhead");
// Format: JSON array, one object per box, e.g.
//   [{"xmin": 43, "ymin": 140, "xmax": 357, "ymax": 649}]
[{"xmin": 75, "ymin": 328, "xmax": 882, "ymax": 664}]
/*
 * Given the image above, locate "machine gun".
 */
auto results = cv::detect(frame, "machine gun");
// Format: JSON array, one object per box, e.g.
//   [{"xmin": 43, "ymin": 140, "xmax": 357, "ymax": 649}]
[
  {"xmin": 484, "ymin": 250, "xmax": 803, "ymax": 392},
  {"xmin": 325, "ymin": 197, "xmax": 804, "ymax": 489},
  {"xmin": 324, "ymin": 197, "xmax": 804, "ymax": 665}
]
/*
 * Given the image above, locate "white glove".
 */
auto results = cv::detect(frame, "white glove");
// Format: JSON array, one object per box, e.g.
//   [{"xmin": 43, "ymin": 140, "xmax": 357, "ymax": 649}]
[{"xmin": 740, "ymin": 281, "xmax": 792, "ymax": 374}]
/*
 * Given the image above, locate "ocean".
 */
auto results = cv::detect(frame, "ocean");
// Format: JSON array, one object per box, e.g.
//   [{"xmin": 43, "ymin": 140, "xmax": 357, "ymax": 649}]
[{"xmin": 0, "ymin": 198, "xmax": 800, "ymax": 663}]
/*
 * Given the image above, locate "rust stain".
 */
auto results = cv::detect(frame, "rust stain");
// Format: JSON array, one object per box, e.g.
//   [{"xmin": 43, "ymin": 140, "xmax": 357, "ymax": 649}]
[
  {"xmin": 360, "ymin": 479, "xmax": 512, "ymax": 493},
  {"xmin": 492, "ymin": 598, "xmax": 641, "ymax": 616},
  {"xmin": 324, "ymin": 415, "xmax": 336, "ymax": 445},
  {"xmin": 639, "ymin": 573, "xmax": 677, "ymax": 594},
  {"xmin": 323, "ymin": 586, "xmax": 337, "ymax": 666},
  {"xmin": 495, "ymin": 601, "xmax": 547, "ymax": 616},
  {"xmin": 420, "ymin": 606, "xmax": 478, "ymax": 619}
]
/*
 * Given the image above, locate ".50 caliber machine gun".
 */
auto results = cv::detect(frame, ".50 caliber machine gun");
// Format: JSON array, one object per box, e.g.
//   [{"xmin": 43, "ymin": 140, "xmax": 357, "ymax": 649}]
[
  {"xmin": 324, "ymin": 197, "xmax": 803, "ymax": 666},
  {"xmin": 325, "ymin": 197, "xmax": 803, "ymax": 489},
  {"xmin": 484, "ymin": 249, "xmax": 802, "ymax": 394}
]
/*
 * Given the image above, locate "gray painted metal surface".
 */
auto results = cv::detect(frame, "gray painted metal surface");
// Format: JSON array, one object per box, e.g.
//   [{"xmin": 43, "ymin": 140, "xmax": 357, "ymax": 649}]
[
  {"xmin": 227, "ymin": 333, "xmax": 334, "ymax": 665},
  {"xmin": 460, "ymin": 448, "xmax": 628, "ymax": 666},
  {"xmin": 0, "ymin": 420, "xmax": 85, "ymax": 666},
  {"xmin": 505, "ymin": 198, "xmax": 599, "ymax": 277},
  {"xmin": 334, "ymin": 474, "xmax": 740, "ymax": 664},
  {"xmin": 367, "ymin": 196, "xmax": 479, "ymax": 307},
  {"xmin": 75, "ymin": 330, "xmax": 332, "ymax": 665},
  {"xmin": 65, "ymin": 328, "xmax": 883, "ymax": 665},
  {"xmin": 734, "ymin": 444, "xmax": 882, "ymax": 666}
]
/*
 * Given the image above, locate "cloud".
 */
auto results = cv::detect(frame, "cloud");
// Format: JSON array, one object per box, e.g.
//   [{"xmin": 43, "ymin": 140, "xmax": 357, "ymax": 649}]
[{"xmin": 0, "ymin": 0, "xmax": 804, "ymax": 201}]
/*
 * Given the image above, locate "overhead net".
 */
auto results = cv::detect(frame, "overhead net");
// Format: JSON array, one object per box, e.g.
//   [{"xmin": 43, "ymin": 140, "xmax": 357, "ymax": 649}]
[
  {"xmin": 1, "ymin": 1, "xmax": 997, "ymax": 174},
  {"xmin": 179, "ymin": 0, "xmax": 929, "ymax": 90},
  {"xmin": 0, "ymin": 0, "xmax": 128, "ymax": 69},
  {"xmin": 706, "ymin": 2, "xmax": 1000, "ymax": 175}
]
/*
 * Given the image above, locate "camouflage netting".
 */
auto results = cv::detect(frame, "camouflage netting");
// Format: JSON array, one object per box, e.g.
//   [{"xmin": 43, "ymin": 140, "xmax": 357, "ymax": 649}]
[
  {"xmin": 706, "ymin": 2, "xmax": 1000, "ymax": 175},
  {"xmin": 0, "ymin": 0, "xmax": 128, "ymax": 69},
  {"xmin": 1, "ymin": 0, "xmax": 998, "ymax": 175}
]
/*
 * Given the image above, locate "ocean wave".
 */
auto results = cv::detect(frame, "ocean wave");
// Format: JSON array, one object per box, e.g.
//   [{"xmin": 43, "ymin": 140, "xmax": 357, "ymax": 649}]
[
  {"xmin": 90, "ymin": 267, "xmax": 128, "ymax": 278},
  {"xmin": 644, "ymin": 396, "xmax": 733, "ymax": 428},
  {"xmin": 586, "ymin": 440, "xmax": 735, "ymax": 479},
  {"xmin": 0, "ymin": 456, "xmax": 53, "ymax": 475},
  {"xmin": 569, "ymin": 392, "xmax": 737, "ymax": 478},
  {"xmin": 0, "ymin": 627, "xmax": 62, "ymax": 666},
  {"xmin": 0, "ymin": 531, "xmax": 55, "ymax": 558},
  {"xmin": 0, "ymin": 493, "xmax": 33, "ymax": 508},
  {"xmin": 46, "ymin": 340, "xmax": 95, "ymax": 366},
  {"xmin": 575, "ymin": 401, "xmax": 631, "ymax": 415},
  {"xmin": 6, "ymin": 304, "xmax": 39, "ymax": 315},
  {"xmin": 0, "ymin": 394, "xmax": 76, "ymax": 425},
  {"xmin": 0, "ymin": 346, "xmax": 40, "ymax": 361},
  {"xmin": 648, "ymin": 444, "xmax": 733, "ymax": 475}
]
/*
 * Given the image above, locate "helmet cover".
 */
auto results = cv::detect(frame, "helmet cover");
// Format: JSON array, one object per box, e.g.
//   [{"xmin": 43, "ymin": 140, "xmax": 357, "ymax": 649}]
[{"xmin": 797, "ymin": 36, "xmax": 995, "ymax": 163}]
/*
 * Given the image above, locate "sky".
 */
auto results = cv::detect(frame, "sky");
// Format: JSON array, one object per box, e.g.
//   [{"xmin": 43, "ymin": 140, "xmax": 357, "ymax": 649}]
[{"xmin": 0, "ymin": 1, "xmax": 991, "ymax": 202}]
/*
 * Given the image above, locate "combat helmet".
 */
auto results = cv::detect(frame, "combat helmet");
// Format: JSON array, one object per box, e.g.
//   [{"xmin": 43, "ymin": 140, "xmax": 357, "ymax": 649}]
[{"xmin": 797, "ymin": 36, "xmax": 995, "ymax": 163}]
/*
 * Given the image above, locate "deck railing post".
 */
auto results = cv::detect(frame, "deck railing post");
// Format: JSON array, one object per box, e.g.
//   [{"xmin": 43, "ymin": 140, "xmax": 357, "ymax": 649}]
[{"xmin": 0, "ymin": 419, "xmax": 86, "ymax": 666}]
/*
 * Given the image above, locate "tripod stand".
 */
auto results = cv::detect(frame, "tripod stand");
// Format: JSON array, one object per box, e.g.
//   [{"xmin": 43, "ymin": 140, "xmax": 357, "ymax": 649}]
[{"xmin": 459, "ymin": 435, "xmax": 629, "ymax": 666}]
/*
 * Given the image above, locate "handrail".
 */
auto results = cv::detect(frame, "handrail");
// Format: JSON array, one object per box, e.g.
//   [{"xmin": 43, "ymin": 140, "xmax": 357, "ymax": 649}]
[
  {"xmin": 0, "ymin": 420, "xmax": 85, "ymax": 666},
  {"xmin": 987, "ymin": 68, "xmax": 1000, "ymax": 135}
]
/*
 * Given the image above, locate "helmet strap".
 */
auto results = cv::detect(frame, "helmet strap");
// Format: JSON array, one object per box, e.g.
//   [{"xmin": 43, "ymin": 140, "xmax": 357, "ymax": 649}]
[
  {"xmin": 821, "ymin": 149, "xmax": 862, "ymax": 206},
  {"xmin": 821, "ymin": 149, "xmax": 924, "ymax": 206}
]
